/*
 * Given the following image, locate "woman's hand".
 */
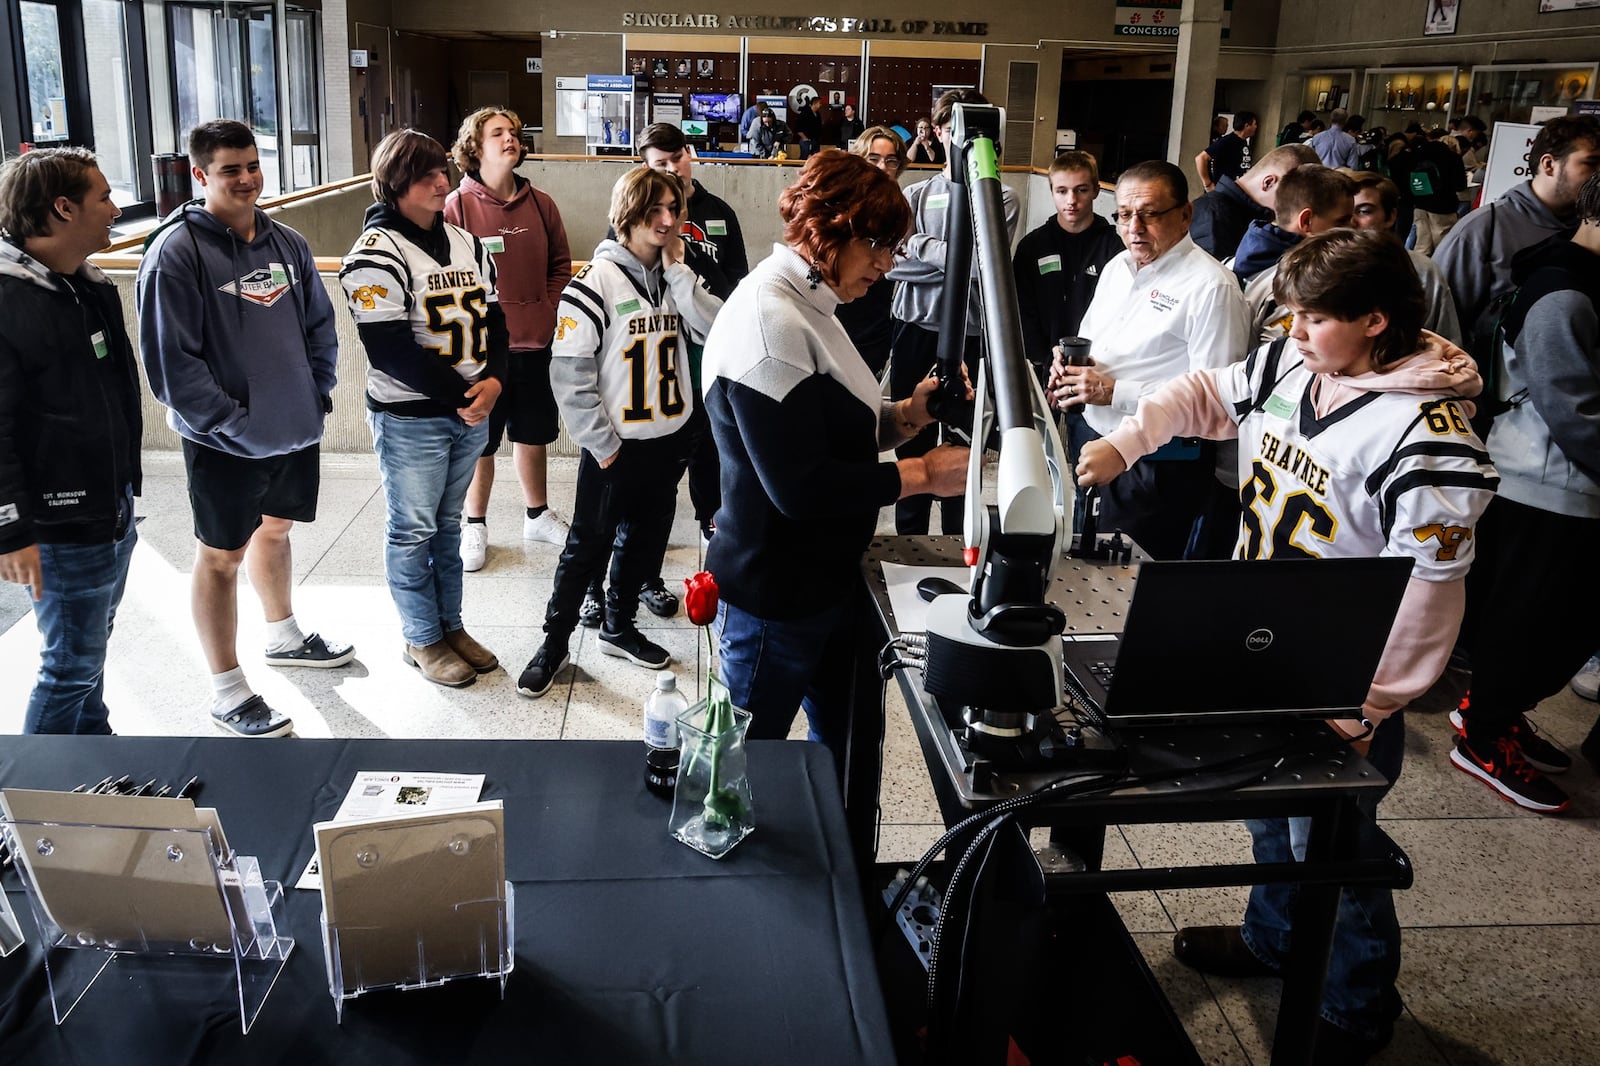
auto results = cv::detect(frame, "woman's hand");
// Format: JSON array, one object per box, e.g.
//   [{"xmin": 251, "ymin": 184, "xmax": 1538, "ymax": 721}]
[
  {"xmin": 897, "ymin": 444, "xmax": 969, "ymax": 500},
  {"xmin": 904, "ymin": 367, "xmax": 973, "ymax": 428},
  {"xmin": 1074, "ymin": 440, "xmax": 1127, "ymax": 487}
]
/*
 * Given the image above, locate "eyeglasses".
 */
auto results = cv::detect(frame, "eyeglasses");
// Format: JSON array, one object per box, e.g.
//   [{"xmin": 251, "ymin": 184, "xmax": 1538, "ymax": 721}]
[
  {"xmin": 1113, "ymin": 203, "xmax": 1184, "ymax": 228},
  {"xmin": 865, "ymin": 153, "xmax": 902, "ymax": 172},
  {"xmin": 865, "ymin": 236, "xmax": 907, "ymax": 256}
]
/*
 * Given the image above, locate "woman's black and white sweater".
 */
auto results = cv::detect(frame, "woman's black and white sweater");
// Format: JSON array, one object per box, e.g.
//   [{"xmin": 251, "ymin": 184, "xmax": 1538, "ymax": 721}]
[{"xmin": 702, "ymin": 245, "xmax": 905, "ymax": 619}]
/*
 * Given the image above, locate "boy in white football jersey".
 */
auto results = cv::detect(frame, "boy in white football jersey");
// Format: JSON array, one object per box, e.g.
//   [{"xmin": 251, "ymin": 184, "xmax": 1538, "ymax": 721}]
[
  {"xmin": 1076, "ymin": 228, "xmax": 1497, "ymax": 1062},
  {"xmin": 517, "ymin": 167, "xmax": 721, "ymax": 698},
  {"xmin": 340, "ymin": 130, "xmax": 505, "ymax": 689}
]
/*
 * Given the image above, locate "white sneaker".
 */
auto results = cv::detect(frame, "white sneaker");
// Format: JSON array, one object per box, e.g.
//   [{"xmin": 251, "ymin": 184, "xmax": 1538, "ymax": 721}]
[
  {"xmin": 460, "ymin": 521, "xmax": 488, "ymax": 572},
  {"xmin": 1570, "ymin": 653, "xmax": 1600, "ymax": 702},
  {"xmin": 524, "ymin": 510, "xmax": 570, "ymax": 546}
]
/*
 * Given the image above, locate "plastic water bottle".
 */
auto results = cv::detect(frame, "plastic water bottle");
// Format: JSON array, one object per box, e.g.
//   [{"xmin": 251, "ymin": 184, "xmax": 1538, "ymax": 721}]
[{"xmin": 644, "ymin": 671, "xmax": 688, "ymax": 797}]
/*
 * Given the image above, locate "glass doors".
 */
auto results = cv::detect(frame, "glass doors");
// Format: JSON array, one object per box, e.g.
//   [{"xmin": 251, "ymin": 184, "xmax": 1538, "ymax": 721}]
[{"xmin": 169, "ymin": 1, "xmax": 321, "ymax": 195}]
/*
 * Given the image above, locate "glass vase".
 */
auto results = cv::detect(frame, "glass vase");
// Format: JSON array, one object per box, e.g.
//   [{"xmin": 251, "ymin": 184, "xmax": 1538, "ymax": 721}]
[{"xmin": 670, "ymin": 701, "xmax": 755, "ymax": 860}]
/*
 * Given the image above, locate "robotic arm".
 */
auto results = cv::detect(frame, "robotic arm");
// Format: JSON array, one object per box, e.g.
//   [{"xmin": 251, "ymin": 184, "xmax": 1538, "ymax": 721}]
[{"xmin": 919, "ymin": 103, "xmax": 1078, "ymax": 768}]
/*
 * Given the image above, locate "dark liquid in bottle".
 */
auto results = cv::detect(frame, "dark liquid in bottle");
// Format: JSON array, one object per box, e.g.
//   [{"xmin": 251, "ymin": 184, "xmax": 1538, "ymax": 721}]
[{"xmin": 645, "ymin": 746, "xmax": 680, "ymax": 798}]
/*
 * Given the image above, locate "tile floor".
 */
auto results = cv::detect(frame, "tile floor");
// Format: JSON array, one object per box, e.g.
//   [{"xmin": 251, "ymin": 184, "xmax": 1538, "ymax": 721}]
[{"xmin": 3, "ymin": 450, "xmax": 1598, "ymax": 1065}]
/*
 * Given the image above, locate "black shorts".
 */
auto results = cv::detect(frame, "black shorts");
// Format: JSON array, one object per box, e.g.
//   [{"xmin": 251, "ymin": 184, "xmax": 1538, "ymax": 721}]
[
  {"xmin": 182, "ymin": 439, "xmax": 321, "ymax": 551},
  {"xmin": 484, "ymin": 348, "xmax": 560, "ymax": 455}
]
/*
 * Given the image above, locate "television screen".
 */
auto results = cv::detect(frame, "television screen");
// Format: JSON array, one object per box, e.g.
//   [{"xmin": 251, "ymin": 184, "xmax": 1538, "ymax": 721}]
[
  {"xmin": 681, "ymin": 118, "xmax": 709, "ymax": 137},
  {"xmin": 689, "ymin": 92, "xmax": 742, "ymax": 122}
]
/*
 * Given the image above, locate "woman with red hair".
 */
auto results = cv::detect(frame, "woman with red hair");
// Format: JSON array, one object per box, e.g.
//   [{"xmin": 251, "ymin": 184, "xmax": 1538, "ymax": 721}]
[{"xmin": 699, "ymin": 149, "xmax": 968, "ymax": 765}]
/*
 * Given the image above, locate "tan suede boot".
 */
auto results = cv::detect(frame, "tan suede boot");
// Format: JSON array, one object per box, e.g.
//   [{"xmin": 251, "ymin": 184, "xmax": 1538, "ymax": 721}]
[
  {"xmin": 403, "ymin": 640, "xmax": 476, "ymax": 687},
  {"xmin": 443, "ymin": 628, "xmax": 499, "ymax": 673}
]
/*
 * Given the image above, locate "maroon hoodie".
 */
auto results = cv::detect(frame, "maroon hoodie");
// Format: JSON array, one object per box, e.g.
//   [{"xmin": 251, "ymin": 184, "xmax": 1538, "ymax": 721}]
[{"xmin": 445, "ymin": 173, "xmax": 572, "ymax": 351}]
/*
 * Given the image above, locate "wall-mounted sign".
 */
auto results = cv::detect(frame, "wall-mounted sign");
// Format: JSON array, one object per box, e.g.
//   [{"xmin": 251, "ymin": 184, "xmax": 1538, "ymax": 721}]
[
  {"xmin": 1113, "ymin": 0, "xmax": 1232, "ymax": 38},
  {"xmin": 587, "ymin": 74, "xmax": 636, "ymax": 150},
  {"xmin": 526, "ymin": 57, "xmax": 543, "ymax": 74},
  {"xmin": 350, "ymin": 49, "xmax": 369, "ymax": 68},
  {"xmin": 1540, "ymin": 0, "xmax": 1600, "ymax": 10},
  {"xmin": 619, "ymin": 12, "xmax": 988, "ymax": 36},
  {"xmin": 1423, "ymin": 0, "xmax": 1459, "ymax": 35}
]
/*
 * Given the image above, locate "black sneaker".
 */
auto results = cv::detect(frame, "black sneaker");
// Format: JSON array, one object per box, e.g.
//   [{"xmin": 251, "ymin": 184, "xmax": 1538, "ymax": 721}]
[
  {"xmin": 598, "ymin": 626, "xmax": 671, "ymax": 669},
  {"xmin": 517, "ymin": 643, "xmax": 569, "ymax": 698},
  {"xmin": 1450, "ymin": 734, "xmax": 1570, "ymax": 813},
  {"xmin": 1450, "ymin": 703, "xmax": 1571, "ymax": 774},
  {"xmin": 578, "ymin": 585, "xmax": 604, "ymax": 628},
  {"xmin": 639, "ymin": 579, "xmax": 680, "ymax": 618}
]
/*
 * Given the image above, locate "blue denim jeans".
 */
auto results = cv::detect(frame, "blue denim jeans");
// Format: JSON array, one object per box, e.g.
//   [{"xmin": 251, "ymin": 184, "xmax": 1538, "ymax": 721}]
[
  {"xmin": 368, "ymin": 411, "xmax": 486, "ymax": 647},
  {"xmin": 23, "ymin": 505, "xmax": 138, "ymax": 735},
  {"xmin": 714, "ymin": 598, "xmax": 854, "ymax": 762},
  {"xmin": 1240, "ymin": 714, "xmax": 1406, "ymax": 1041}
]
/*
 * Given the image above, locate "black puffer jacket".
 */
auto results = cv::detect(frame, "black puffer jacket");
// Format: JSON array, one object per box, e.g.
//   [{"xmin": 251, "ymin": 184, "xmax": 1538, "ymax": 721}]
[{"xmin": 0, "ymin": 240, "xmax": 142, "ymax": 552}]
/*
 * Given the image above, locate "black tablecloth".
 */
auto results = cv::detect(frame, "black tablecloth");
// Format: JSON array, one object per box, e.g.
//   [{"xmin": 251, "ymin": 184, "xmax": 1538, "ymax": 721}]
[{"xmin": 0, "ymin": 736, "xmax": 893, "ymax": 1065}]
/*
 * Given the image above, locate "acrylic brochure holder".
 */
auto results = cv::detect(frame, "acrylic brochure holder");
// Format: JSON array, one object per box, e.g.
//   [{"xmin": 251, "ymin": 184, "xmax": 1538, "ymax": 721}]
[
  {"xmin": 316, "ymin": 800, "xmax": 512, "ymax": 1022},
  {"xmin": 0, "ymin": 788, "xmax": 294, "ymax": 1033},
  {"xmin": 0, "ymin": 863, "xmax": 23, "ymax": 957}
]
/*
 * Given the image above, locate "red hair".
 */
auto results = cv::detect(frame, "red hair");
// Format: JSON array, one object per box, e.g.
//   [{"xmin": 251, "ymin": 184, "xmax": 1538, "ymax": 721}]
[{"xmin": 779, "ymin": 149, "xmax": 912, "ymax": 287}]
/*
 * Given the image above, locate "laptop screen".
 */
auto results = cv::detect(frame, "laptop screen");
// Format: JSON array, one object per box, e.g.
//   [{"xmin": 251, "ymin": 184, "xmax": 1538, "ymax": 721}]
[{"xmin": 1066, "ymin": 557, "xmax": 1414, "ymax": 725}]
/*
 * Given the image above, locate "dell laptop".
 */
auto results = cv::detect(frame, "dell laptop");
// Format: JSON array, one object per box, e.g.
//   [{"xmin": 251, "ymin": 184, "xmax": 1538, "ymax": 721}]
[{"xmin": 1061, "ymin": 556, "xmax": 1414, "ymax": 726}]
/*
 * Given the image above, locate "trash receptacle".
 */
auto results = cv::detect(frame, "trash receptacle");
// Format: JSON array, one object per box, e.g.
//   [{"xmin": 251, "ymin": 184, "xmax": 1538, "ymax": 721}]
[{"xmin": 152, "ymin": 153, "xmax": 190, "ymax": 217}]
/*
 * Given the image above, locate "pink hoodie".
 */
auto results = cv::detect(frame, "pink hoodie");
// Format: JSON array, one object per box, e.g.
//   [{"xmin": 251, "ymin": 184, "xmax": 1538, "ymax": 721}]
[{"xmin": 1102, "ymin": 332, "xmax": 1488, "ymax": 727}]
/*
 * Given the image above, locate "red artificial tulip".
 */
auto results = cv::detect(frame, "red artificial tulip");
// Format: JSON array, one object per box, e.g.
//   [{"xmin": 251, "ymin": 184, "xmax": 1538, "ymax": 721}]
[{"xmin": 684, "ymin": 571, "xmax": 720, "ymax": 626}]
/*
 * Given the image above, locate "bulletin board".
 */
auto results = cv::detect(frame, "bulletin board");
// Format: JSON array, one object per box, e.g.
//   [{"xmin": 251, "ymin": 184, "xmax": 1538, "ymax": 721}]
[{"xmin": 865, "ymin": 58, "xmax": 983, "ymax": 130}]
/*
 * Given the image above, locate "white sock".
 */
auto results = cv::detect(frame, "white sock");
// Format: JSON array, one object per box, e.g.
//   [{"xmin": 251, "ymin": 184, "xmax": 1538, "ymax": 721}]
[
  {"xmin": 264, "ymin": 615, "xmax": 305, "ymax": 654},
  {"xmin": 210, "ymin": 667, "xmax": 255, "ymax": 716}
]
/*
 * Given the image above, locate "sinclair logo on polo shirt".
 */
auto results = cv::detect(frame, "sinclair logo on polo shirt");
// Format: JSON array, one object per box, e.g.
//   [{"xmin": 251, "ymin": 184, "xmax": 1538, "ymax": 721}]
[
  {"xmin": 219, "ymin": 263, "xmax": 294, "ymax": 307},
  {"xmin": 1148, "ymin": 288, "xmax": 1178, "ymax": 312}
]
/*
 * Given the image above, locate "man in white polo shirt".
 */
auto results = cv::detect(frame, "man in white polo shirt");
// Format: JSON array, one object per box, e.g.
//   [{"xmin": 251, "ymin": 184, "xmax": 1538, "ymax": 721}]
[{"xmin": 1048, "ymin": 160, "xmax": 1250, "ymax": 559}]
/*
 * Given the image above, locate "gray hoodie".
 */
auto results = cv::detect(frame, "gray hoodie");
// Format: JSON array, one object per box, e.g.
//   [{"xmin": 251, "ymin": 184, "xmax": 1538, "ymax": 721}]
[
  {"xmin": 1433, "ymin": 181, "xmax": 1572, "ymax": 328},
  {"xmin": 137, "ymin": 204, "xmax": 338, "ymax": 458},
  {"xmin": 551, "ymin": 239, "xmax": 722, "ymax": 459}
]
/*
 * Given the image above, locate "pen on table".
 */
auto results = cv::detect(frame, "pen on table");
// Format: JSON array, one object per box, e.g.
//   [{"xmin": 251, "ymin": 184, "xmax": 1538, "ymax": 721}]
[
  {"xmin": 175, "ymin": 776, "xmax": 202, "ymax": 801},
  {"xmin": 106, "ymin": 775, "xmax": 132, "ymax": 795},
  {"xmin": 129, "ymin": 779, "xmax": 158, "ymax": 797},
  {"xmin": 86, "ymin": 775, "xmax": 115, "ymax": 795}
]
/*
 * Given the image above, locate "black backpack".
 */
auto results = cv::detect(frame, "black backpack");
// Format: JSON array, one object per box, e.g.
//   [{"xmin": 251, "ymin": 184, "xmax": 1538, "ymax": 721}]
[{"xmin": 1463, "ymin": 286, "xmax": 1526, "ymax": 438}]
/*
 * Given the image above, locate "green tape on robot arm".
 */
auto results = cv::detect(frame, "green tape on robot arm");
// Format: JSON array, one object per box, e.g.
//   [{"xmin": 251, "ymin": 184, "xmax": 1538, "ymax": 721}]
[{"xmin": 967, "ymin": 138, "xmax": 1000, "ymax": 184}]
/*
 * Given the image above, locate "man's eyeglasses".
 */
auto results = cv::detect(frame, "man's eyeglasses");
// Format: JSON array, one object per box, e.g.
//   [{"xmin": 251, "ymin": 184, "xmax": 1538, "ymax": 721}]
[
  {"xmin": 865, "ymin": 153, "xmax": 902, "ymax": 172},
  {"xmin": 1113, "ymin": 204, "xmax": 1184, "ymax": 228}
]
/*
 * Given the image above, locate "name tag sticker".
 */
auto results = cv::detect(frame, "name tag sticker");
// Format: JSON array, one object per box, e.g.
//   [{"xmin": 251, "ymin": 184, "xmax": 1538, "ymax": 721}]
[
  {"xmin": 616, "ymin": 298, "xmax": 642, "ymax": 316},
  {"xmin": 1037, "ymin": 254, "xmax": 1062, "ymax": 274},
  {"xmin": 270, "ymin": 264, "xmax": 289, "ymax": 287},
  {"xmin": 1264, "ymin": 393, "xmax": 1297, "ymax": 419},
  {"xmin": 483, "ymin": 236, "xmax": 506, "ymax": 254},
  {"xmin": 90, "ymin": 331, "xmax": 108, "ymax": 360},
  {"xmin": 706, "ymin": 220, "xmax": 727, "ymax": 236},
  {"xmin": 927, "ymin": 193, "xmax": 950, "ymax": 210}
]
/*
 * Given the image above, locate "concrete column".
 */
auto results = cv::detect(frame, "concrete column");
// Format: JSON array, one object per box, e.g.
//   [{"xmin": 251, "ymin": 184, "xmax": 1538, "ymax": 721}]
[{"xmin": 1167, "ymin": 0, "xmax": 1224, "ymax": 181}]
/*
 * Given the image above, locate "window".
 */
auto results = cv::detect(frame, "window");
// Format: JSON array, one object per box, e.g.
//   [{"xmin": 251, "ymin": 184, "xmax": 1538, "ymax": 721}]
[
  {"xmin": 82, "ymin": 0, "xmax": 139, "ymax": 203},
  {"xmin": 21, "ymin": 1, "xmax": 69, "ymax": 144}
]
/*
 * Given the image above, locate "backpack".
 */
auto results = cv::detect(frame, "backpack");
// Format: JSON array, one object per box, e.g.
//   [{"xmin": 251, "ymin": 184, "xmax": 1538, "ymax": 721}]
[
  {"xmin": 1408, "ymin": 157, "xmax": 1440, "ymax": 198},
  {"xmin": 1463, "ymin": 286, "xmax": 1525, "ymax": 438}
]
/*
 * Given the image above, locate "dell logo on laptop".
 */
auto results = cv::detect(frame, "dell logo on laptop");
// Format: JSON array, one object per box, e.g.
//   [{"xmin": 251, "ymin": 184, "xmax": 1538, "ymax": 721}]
[{"xmin": 1245, "ymin": 628, "xmax": 1274, "ymax": 651}]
